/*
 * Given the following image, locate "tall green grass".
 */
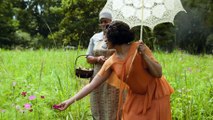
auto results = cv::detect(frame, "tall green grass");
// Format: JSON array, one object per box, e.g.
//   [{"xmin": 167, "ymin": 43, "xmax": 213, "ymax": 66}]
[
  {"xmin": 0, "ymin": 49, "xmax": 212, "ymax": 120},
  {"xmin": 156, "ymin": 51, "xmax": 213, "ymax": 120}
]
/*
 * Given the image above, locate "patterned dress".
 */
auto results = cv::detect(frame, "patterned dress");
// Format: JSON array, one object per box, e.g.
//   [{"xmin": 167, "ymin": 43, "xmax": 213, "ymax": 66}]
[{"xmin": 86, "ymin": 32, "xmax": 119, "ymax": 120}]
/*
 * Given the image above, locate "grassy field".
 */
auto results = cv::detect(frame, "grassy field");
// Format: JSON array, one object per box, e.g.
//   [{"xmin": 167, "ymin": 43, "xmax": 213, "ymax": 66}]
[{"xmin": 0, "ymin": 49, "xmax": 212, "ymax": 120}]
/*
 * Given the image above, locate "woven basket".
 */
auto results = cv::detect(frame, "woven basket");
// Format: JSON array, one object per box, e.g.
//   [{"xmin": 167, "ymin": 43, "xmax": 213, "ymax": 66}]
[{"xmin": 75, "ymin": 55, "xmax": 94, "ymax": 78}]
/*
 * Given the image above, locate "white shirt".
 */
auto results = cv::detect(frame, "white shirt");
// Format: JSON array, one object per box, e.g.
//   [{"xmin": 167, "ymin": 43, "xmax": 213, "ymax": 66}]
[{"xmin": 86, "ymin": 31, "xmax": 107, "ymax": 55}]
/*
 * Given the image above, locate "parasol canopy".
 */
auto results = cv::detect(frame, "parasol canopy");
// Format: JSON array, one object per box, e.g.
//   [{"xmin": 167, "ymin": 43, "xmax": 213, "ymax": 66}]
[{"xmin": 101, "ymin": 0, "xmax": 186, "ymax": 39}]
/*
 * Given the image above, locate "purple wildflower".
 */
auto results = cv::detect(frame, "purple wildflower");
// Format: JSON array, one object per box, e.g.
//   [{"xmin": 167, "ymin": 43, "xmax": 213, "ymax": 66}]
[
  {"xmin": 24, "ymin": 104, "xmax": 31, "ymax": 109},
  {"xmin": 29, "ymin": 95, "xmax": 36, "ymax": 100}
]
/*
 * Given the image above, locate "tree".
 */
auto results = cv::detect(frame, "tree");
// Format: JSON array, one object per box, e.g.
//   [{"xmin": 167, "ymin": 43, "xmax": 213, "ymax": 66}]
[
  {"xmin": 12, "ymin": 0, "xmax": 64, "ymax": 48},
  {"xmin": 175, "ymin": 0, "xmax": 213, "ymax": 54},
  {"xmin": 50, "ymin": 0, "xmax": 106, "ymax": 47},
  {"xmin": 0, "ymin": 0, "xmax": 17, "ymax": 48}
]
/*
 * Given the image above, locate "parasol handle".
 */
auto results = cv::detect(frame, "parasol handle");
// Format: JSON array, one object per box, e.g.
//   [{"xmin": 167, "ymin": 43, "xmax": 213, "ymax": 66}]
[{"xmin": 140, "ymin": 0, "xmax": 144, "ymax": 41}]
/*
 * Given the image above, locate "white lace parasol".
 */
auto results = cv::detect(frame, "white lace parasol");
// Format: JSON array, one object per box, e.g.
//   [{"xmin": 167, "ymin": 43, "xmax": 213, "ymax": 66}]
[{"xmin": 101, "ymin": 0, "xmax": 186, "ymax": 39}]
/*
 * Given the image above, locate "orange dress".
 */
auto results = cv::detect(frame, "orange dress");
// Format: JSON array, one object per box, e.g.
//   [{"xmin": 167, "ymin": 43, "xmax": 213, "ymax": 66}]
[{"xmin": 98, "ymin": 42, "xmax": 174, "ymax": 120}]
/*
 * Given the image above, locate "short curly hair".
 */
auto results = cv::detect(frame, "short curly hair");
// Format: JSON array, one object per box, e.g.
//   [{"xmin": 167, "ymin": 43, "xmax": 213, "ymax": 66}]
[{"xmin": 105, "ymin": 21, "xmax": 135, "ymax": 45}]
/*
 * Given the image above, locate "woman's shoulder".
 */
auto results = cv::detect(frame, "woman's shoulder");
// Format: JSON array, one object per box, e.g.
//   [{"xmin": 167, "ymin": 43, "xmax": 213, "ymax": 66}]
[
  {"xmin": 91, "ymin": 32, "xmax": 103, "ymax": 40},
  {"xmin": 106, "ymin": 53, "xmax": 116, "ymax": 63},
  {"xmin": 99, "ymin": 54, "xmax": 116, "ymax": 73}
]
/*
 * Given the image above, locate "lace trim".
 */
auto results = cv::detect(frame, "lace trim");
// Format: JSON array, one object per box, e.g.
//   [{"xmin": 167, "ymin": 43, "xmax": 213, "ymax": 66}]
[{"xmin": 101, "ymin": 0, "xmax": 186, "ymax": 29}]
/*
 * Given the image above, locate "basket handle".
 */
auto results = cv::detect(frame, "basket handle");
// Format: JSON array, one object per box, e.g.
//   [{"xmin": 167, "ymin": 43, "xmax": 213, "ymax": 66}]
[{"xmin": 74, "ymin": 55, "xmax": 94, "ymax": 70}]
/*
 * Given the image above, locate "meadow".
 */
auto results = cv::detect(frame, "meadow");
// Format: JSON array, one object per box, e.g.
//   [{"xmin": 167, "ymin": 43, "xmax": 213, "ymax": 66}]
[{"xmin": 0, "ymin": 49, "xmax": 212, "ymax": 120}]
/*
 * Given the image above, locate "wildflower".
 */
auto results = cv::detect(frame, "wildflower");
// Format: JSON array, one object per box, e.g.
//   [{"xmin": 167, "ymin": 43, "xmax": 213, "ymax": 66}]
[
  {"xmin": 2, "ymin": 110, "xmax": 6, "ymax": 113},
  {"xmin": 187, "ymin": 67, "xmax": 192, "ymax": 73},
  {"xmin": 19, "ymin": 110, "xmax": 25, "ymax": 113},
  {"xmin": 24, "ymin": 104, "xmax": 31, "ymax": 109},
  {"xmin": 21, "ymin": 92, "xmax": 27, "ymax": 97},
  {"xmin": 12, "ymin": 82, "xmax": 16, "ymax": 87},
  {"xmin": 40, "ymin": 96, "xmax": 45, "ymax": 99},
  {"xmin": 11, "ymin": 103, "xmax": 15, "ymax": 107},
  {"xmin": 16, "ymin": 105, "xmax": 21, "ymax": 110},
  {"xmin": 29, "ymin": 95, "xmax": 36, "ymax": 100},
  {"xmin": 1, "ymin": 109, "xmax": 6, "ymax": 113}
]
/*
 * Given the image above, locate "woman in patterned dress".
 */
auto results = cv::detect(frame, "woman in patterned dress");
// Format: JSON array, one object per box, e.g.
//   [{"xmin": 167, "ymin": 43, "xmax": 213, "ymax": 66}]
[{"xmin": 85, "ymin": 11, "xmax": 119, "ymax": 120}]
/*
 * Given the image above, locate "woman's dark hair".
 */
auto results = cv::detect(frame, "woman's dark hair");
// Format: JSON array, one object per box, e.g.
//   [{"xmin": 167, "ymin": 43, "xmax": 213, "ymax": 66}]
[{"xmin": 105, "ymin": 21, "xmax": 135, "ymax": 45}]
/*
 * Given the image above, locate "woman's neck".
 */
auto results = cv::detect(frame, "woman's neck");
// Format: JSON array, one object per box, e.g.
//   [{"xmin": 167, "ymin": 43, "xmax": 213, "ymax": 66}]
[{"xmin": 115, "ymin": 43, "xmax": 131, "ymax": 60}]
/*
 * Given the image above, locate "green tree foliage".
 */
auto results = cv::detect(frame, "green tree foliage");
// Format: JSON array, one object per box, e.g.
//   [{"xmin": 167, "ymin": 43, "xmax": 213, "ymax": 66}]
[
  {"xmin": 49, "ymin": 0, "xmax": 106, "ymax": 47},
  {"xmin": 0, "ymin": 0, "xmax": 17, "ymax": 48},
  {"xmin": 11, "ymin": 0, "xmax": 63, "ymax": 48},
  {"xmin": 132, "ymin": 24, "xmax": 175, "ymax": 52},
  {"xmin": 175, "ymin": 0, "xmax": 213, "ymax": 54},
  {"xmin": 154, "ymin": 23, "xmax": 176, "ymax": 52},
  {"xmin": 14, "ymin": 30, "xmax": 31, "ymax": 47}
]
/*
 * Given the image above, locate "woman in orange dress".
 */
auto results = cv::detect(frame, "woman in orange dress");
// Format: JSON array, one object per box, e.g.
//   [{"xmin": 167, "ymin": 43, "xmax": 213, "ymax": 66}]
[{"xmin": 55, "ymin": 21, "xmax": 174, "ymax": 120}]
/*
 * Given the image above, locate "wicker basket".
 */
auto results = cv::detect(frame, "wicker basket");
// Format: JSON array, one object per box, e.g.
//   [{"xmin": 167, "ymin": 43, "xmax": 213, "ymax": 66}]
[{"xmin": 75, "ymin": 55, "xmax": 94, "ymax": 78}]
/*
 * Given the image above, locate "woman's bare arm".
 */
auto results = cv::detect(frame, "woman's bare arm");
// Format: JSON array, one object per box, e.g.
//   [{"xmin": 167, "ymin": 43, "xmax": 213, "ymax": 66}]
[
  {"xmin": 138, "ymin": 43, "xmax": 162, "ymax": 78},
  {"xmin": 56, "ymin": 68, "xmax": 112, "ymax": 111},
  {"xmin": 86, "ymin": 56, "xmax": 106, "ymax": 64}
]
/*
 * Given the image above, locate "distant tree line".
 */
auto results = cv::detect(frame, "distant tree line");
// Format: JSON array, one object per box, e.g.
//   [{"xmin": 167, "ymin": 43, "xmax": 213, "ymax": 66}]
[{"xmin": 0, "ymin": 0, "xmax": 212, "ymax": 54}]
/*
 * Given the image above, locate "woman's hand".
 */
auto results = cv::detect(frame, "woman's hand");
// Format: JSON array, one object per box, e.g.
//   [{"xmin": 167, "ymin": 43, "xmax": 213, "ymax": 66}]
[
  {"xmin": 52, "ymin": 68, "xmax": 111, "ymax": 112},
  {"xmin": 53, "ymin": 99, "xmax": 74, "ymax": 111},
  {"xmin": 97, "ymin": 56, "xmax": 106, "ymax": 64},
  {"xmin": 86, "ymin": 56, "xmax": 106, "ymax": 64},
  {"xmin": 138, "ymin": 41, "xmax": 162, "ymax": 78},
  {"xmin": 138, "ymin": 42, "xmax": 146, "ymax": 56}
]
